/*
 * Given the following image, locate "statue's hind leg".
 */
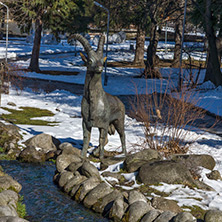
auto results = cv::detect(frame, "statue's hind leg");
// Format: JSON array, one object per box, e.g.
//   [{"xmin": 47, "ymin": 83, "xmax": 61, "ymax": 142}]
[
  {"xmin": 113, "ymin": 119, "xmax": 127, "ymax": 155},
  {"xmin": 81, "ymin": 121, "xmax": 91, "ymax": 158},
  {"xmin": 99, "ymin": 128, "xmax": 108, "ymax": 159}
]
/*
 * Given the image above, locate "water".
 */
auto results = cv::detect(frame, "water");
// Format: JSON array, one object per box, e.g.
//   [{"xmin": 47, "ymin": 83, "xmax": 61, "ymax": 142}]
[{"xmin": 0, "ymin": 160, "xmax": 108, "ymax": 222}]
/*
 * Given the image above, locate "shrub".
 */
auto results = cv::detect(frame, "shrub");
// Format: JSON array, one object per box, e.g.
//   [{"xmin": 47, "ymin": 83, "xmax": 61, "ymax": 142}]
[{"xmin": 130, "ymin": 76, "xmax": 205, "ymax": 156}]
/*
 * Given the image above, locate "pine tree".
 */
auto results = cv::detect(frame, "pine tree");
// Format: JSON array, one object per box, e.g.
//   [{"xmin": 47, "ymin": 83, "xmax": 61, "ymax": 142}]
[{"xmin": 7, "ymin": 0, "xmax": 92, "ymax": 72}]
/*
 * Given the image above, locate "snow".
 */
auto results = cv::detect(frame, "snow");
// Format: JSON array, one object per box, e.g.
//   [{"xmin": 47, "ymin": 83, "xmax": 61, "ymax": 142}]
[{"xmin": 0, "ymin": 37, "xmax": 222, "ymax": 212}]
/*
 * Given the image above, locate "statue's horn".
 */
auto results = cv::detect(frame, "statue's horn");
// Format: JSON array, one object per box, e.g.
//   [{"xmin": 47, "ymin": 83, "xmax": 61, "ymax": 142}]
[
  {"xmin": 68, "ymin": 34, "xmax": 94, "ymax": 58},
  {"xmin": 96, "ymin": 35, "xmax": 105, "ymax": 57}
]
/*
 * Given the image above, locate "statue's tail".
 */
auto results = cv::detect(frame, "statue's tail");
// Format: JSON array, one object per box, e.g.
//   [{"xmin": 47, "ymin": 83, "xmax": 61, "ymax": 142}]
[{"xmin": 108, "ymin": 124, "xmax": 115, "ymax": 135}]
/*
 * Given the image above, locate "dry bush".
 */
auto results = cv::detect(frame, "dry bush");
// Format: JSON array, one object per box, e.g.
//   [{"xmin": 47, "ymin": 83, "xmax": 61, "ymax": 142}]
[{"xmin": 130, "ymin": 75, "xmax": 206, "ymax": 156}]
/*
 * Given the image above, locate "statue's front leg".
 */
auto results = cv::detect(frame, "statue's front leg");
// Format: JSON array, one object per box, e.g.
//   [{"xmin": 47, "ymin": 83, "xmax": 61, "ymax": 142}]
[
  {"xmin": 99, "ymin": 128, "xmax": 108, "ymax": 159},
  {"xmin": 81, "ymin": 121, "xmax": 91, "ymax": 158}
]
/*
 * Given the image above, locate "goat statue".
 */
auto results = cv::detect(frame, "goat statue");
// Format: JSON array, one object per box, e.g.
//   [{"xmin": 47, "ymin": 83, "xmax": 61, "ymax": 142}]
[{"xmin": 68, "ymin": 34, "xmax": 127, "ymax": 159}]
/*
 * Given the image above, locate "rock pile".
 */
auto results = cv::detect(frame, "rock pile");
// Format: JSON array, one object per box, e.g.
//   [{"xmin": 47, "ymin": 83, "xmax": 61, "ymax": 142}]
[{"xmin": 53, "ymin": 142, "xmax": 222, "ymax": 222}]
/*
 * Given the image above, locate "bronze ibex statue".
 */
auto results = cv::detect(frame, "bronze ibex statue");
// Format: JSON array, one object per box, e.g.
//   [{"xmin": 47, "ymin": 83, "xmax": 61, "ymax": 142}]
[{"xmin": 68, "ymin": 34, "xmax": 127, "ymax": 159}]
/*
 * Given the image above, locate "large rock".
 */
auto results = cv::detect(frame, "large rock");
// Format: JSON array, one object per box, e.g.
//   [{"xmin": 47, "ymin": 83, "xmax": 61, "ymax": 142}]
[
  {"xmin": 128, "ymin": 190, "xmax": 148, "ymax": 205},
  {"xmin": 206, "ymin": 170, "xmax": 222, "ymax": 180},
  {"xmin": 0, "ymin": 176, "xmax": 22, "ymax": 193},
  {"xmin": 93, "ymin": 190, "xmax": 122, "ymax": 214},
  {"xmin": 172, "ymin": 212, "xmax": 196, "ymax": 222},
  {"xmin": 0, "ymin": 217, "xmax": 29, "ymax": 222},
  {"xmin": 83, "ymin": 182, "xmax": 113, "ymax": 208},
  {"xmin": 56, "ymin": 154, "xmax": 82, "ymax": 173},
  {"xmin": 138, "ymin": 160, "xmax": 198, "ymax": 187},
  {"xmin": 141, "ymin": 210, "xmax": 161, "ymax": 222},
  {"xmin": 123, "ymin": 149, "xmax": 160, "ymax": 173},
  {"xmin": 109, "ymin": 195, "xmax": 127, "ymax": 221},
  {"xmin": 172, "ymin": 154, "xmax": 216, "ymax": 170},
  {"xmin": 65, "ymin": 162, "xmax": 83, "ymax": 173},
  {"xmin": 0, "ymin": 190, "xmax": 19, "ymax": 208},
  {"xmin": 19, "ymin": 146, "xmax": 46, "ymax": 163},
  {"xmin": 204, "ymin": 210, "xmax": 222, "ymax": 222},
  {"xmin": 59, "ymin": 142, "xmax": 81, "ymax": 156},
  {"xmin": 64, "ymin": 172, "xmax": 87, "ymax": 194},
  {"xmin": 0, "ymin": 206, "xmax": 18, "ymax": 217},
  {"xmin": 123, "ymin": 201, "xmax": 152, "ymax": 222},
  {"xmin": 74, "ymin": 177, "xmax": 100, "ymax": 202},
  {"xmin": 58, "ymin": 171, "xmax": 74, "ymax": 188},
  {"xmin": 151, "ymin": 197, "xmax": 182, "ymax": 213},
  {"xmin": 79, "ymin": 161, "xmax": 100, "ymax": 180},
  {"xmin": 24, "ymin": 133, "xmax": 61, "ymax": 154},
  {"xmin": 154, "ymin": 211, "xmax": 176, "ymax": 222},
  {"xmin": 0, "ymin": 122, "xmax": 21, "ymax": 156}
]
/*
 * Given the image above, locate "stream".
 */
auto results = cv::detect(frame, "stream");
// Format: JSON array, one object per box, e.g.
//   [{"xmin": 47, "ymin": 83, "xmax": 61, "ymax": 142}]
[{"xmin": 0, "ymin": 160, "xmax": 108, "ymax": 222}]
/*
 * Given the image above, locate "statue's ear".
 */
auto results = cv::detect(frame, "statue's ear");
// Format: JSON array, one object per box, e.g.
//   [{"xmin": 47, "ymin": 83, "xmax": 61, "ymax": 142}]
[{"xmin": 80, "ymin": 52, "xmax": 88, "ymax": 63}]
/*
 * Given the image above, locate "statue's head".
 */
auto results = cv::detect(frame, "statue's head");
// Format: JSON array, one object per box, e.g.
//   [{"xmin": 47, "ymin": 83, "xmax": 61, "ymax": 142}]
[{"xmin": 68, "ymin": 34, "xmax": 106, "ymax": 74}]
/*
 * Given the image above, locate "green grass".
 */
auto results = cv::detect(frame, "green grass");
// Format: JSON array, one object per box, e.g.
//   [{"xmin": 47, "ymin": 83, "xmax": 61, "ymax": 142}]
[
  {"xmin": 1, "ymin": 106, "xmax": 58, "ymax": 126},
  {"xmin": 17, "ymin": 195, "xmax": 27, "ymax": 218}
]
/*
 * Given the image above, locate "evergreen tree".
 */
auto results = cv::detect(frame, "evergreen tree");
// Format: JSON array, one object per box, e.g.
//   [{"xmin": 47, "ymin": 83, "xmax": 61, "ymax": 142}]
[{"xmin": 7, "ymin": 0, "xmax": 92, "ymax": 72}]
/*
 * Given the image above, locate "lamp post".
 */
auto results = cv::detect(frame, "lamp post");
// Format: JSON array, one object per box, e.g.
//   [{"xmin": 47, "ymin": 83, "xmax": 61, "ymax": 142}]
[
  {"xmin": 178, "ymin": 0, "xmax": 187, "ymax": 90},
  {"xmin": 0, "ymin": 1, "xmax": 9, "ymax": 63},
  {"xmin": 94, "ymin": 1, "xmax": 110, "ymax": 86}
]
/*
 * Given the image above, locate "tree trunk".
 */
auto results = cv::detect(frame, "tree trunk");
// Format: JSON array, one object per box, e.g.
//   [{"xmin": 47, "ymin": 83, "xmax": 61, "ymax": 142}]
[
  {"xmin": 173, "ymin": 0, "xmax": 184, "ymax": 67},
  {"xmin": 204, "ymin": 0, "xmax": 222, "ymax": 86},
  {"xmin": 28, "ymin": 18, "xmax": 42, "ymax": 72},
  {"xmin": 173, "ymin": 17, "xmax": 183, "ymax": 67},
  {"xmin": 133, "ymin": 26, "xmax": 145, "ymax": 66},
  {"xmin": 143, "ymin": 23, "xmax": 161, "ymax": 78}
]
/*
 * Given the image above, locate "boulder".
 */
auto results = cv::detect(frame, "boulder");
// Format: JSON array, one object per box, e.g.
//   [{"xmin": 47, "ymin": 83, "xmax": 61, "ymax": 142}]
[
  {"xmin": 0, "ymin": 190, "xmax": 19, "ymax": 208},
  {"xmin": 151, "ymin": 197, "xmax": 182, "ymax": 213},
  {"xmin": 83, "ymin": 182, "xmax": 113, "ymax": 208},
  {"xmin": 56, "ymin": 154, "xmax": 82, "ymax": 173},
  {"xmin": 138, "ymin": 160, "xmax": 198, "ymax": 187},
  {"xmin": 66, "ymin": 162, "xmax": 83, "ymax": 173},
  {"xmin": 74, "ymin": 177, "xmax": 100, "ymax": 202},
  {"xmin": 128, "ymin": 190, "xmax": 148, "ymax": 205},
  {"xmin": 93, "ymin": 190, "xmax": 122, "ymax": 214},
  {"xmin": 204, "ymin": 210, "xmax": 222, "ymax": 222},
  {"xmin": 206, "ymin": 170, "xmax": 222, "ymax": 180},
  {"xmin": 154, "ymin": 211, "xmax": 176, "ymax": 222},
  {"xmin": 172, "ymin": 212, "xmax": 196, "ymax": 222},
  {"xmin": 0, "ymin": 123, "xmax": 21, "ymax": 140},
  {"xmin": 64, "ymin": 172, "xmax": 87, "ymax": 194},
  {"xmin": 0, "ymin": 175, "xmax": 22, "ymax": 193},
  {"xmin": 24, "ymin": 133, "xmax": 60, "ymax": 154},
  {"xmin": 0, "ymin": 216, "xmax": 29, "ymax": 222},
  {"xmin": 0, "ymin": 206, "xmax": 17, "ymax": 217},
  {"xmin": 79, "ymin": 161, "xmax": 100, "ymax": 180},
  {"xmin": 59, "ymin": 142, "xmax": 81, "ymax": 156},
  {"xmin": 58, "ymin": 171, "xmax": 74, "ymax": 188},
  {"xmin": 19, "ymin": 146, "xmax": 46, "ymax": 163},
  {"xmin": 141, "ymin": 210, "xmax": 161, "ymax": 222},
  {"xmin": 123, "ymin": 201, "xmax": 152, "ymax": 222},
  {"xmin": 0, "ymin": 123, "xmax": 21, "ymax": 156},
  {"xmin": 109, "ymin": 195, "xmax": 127, "ymax": 221},
  {"xmin": 101, "ymin": 171, "xmax": 124, "ymax": 181},
  {"xmin": 123, "ymin": 149, "xmax": 160, "ymax": 173},
  {"xmin": 172, "ymin": 154, "xmax": 216, "ymax": 170}
]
